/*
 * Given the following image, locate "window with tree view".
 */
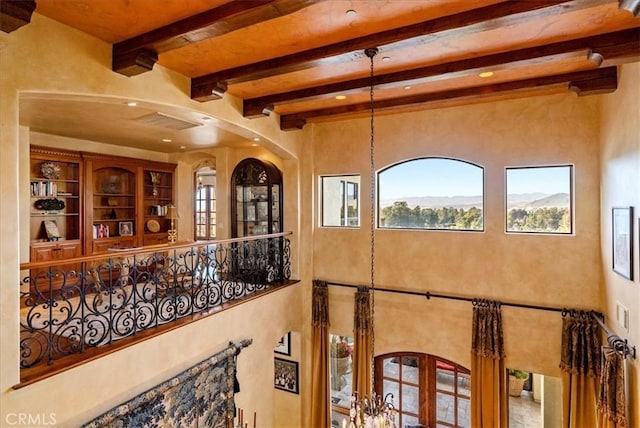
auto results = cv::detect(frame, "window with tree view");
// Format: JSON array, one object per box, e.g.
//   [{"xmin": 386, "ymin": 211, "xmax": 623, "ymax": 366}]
[
  {"xmin": 506, "ymin": 165, "xmax": 573, "ymax": 234},
  {"xmin": 378, "ymin": 158, "xmax": 483, "ymax": 231}
]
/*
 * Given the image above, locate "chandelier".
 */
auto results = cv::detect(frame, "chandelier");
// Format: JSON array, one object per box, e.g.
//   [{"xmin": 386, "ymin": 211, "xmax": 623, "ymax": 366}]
[{"xmin": 347, "ymin": 47, "xmax": 397, "ymax": 428}]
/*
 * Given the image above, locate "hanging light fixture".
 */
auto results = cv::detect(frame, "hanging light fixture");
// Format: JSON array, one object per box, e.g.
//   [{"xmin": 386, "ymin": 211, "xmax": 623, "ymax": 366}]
[{"xmin": 347, "ymin": 47, "xmax": 397, "ymax": 428}]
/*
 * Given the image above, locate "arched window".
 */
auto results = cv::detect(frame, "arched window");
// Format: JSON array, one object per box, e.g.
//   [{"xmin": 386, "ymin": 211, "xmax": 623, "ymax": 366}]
[
  {"xmin": 375, "ymin": 352, "xmax": 470, "ymax": 428},
  {"xmin": 378, "ymin": 158, "xmax": 484, "ymax": 231}
]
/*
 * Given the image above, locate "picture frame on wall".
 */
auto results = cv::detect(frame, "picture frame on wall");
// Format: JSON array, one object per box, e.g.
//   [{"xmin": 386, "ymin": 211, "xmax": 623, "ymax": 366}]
[
  {"xmin": 274, "ymin": 358, "xmax": 299, "ymax": 394},
  {"xmin": 612, "ymin": 207, "xmax": 633, "ymax": 280},
  {"xmin": 274, "ymin": 332, "xmax": 291, "ymax": 356}
]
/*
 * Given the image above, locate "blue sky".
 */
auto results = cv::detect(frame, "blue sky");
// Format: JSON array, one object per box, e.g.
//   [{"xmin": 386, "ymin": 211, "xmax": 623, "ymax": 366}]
[
  {"xmin": 506, "ymin": 166, "xmax": 571, "ymax": 194},
  {"xmin": 379, "ymin": 158, "xmax": 483, "ymax": 198},
  {"xmin": 378, "ymin": 159, "xmax": 571, "ymax": 199}
]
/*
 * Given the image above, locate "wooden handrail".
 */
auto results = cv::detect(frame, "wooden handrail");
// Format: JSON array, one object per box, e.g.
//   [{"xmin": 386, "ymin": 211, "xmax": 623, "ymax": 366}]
[{"xmin": 20, "ymin": 231, "xmax": 293, "ymax": 270}]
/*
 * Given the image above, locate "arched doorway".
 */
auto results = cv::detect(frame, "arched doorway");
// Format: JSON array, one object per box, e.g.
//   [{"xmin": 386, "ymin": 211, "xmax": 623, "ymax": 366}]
[{"xmin": 194, "ymin": 166, "xmax": 216, "ymax": 241}]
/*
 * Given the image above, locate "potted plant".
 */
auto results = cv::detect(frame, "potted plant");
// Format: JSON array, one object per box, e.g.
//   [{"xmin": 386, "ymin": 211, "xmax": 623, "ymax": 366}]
[
  {"xmin": 508, "ymin": 369, "xmax": 529, "ymax": 397},
  {"xmin": 330, "ymin": 336, "xmax": 353, "ymax": 374}
]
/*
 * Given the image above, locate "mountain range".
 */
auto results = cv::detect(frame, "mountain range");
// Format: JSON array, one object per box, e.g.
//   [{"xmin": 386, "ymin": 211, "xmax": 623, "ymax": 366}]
[{"xmin": 380, "ymin": 193, "xmax": 570, "ymax": 210}]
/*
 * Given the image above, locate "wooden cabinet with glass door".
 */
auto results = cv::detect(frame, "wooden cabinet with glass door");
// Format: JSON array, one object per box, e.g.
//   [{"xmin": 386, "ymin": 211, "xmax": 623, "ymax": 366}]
[{"xmin": 231, "ymin": 158, "xmax": 282, "ymax": 238}]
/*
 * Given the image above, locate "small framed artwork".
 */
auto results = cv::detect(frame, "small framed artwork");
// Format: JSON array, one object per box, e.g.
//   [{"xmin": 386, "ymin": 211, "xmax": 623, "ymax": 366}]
[
  {"xmin": 274, "ymin": 358, "xmax": 299, "ymax": 394},
  {"xmin": 43, "ymin": 220, "xmax": 60, "ymax": 241},
  {"xmin": 612, "ymin": 207, "xmax": 633, "ymax": 280},
  {"xmin": 119, "ymin": 221, "xmax": 133, "ymax": 236},
  {"xmin": 274, "ymin": 332, "xmax": 291, "ymax": 356}
]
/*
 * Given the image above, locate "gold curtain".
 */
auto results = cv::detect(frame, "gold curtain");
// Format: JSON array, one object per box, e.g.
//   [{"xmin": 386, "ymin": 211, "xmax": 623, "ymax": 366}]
[
  {"xmin": 352, "ymin": 287, "xmax": 372, "ymax": 399},
  {"xmin": 597, "ymin": 348, "xmax": 628, "ymax": 428},
  {"xmin": 311, "ymin": 280, "xmax": 330, "ymax": 428},
  {"xmin": 560, "ymin": 310, "xmax": 601, "ymax": 428},
  {"xmin": 470, "ymin": 300, "xmax": 508, "ymax": 428}
]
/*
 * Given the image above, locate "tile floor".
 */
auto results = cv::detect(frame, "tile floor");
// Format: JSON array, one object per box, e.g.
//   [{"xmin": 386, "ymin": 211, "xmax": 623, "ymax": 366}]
[{"xmin": 509, "ymin": 391, "xmax": 542, "ymax": 428}]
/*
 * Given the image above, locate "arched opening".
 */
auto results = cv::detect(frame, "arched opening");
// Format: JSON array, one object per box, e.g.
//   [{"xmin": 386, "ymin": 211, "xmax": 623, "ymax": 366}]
[{"xmin": 194, "ymin": 166, "xmax": 216, "ymax": 241}]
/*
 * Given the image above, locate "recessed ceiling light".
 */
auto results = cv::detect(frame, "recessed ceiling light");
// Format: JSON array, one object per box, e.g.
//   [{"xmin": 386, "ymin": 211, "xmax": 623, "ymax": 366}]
[
  {"xmin": 404, "ymin": 85, "xmax": 412, "ymax": 90},
  {"xmin": 251, "ymin": 143, "xmax": 259, "ymax": 147},
  {"xmin": 253, "ymin": 137, "xmax": 260, "ymax": 142},
  {"xmin": 479, "ymin": 71, "xmax": 494, "ymax": 78},
  {"xmin": 126, "ymin": 101, "xmax": 137, "ymax": 107},
  {"xmin": 382, "ymin": 56, "xmax": 391, "ymax": 62},
  {"xmin": 345, "ymin": 9, "xmax": 356, "ymax": 17},
  {"xmin": 179, "ymin": 145, "xmax": 186, "ymax": 150},
  {"xmin": 335, "ymin": 95, "xmax": 347, "ymax": 100},
  {"xmin": 162, "ymin": 138, "xmax": 172, "ymax": 143}
]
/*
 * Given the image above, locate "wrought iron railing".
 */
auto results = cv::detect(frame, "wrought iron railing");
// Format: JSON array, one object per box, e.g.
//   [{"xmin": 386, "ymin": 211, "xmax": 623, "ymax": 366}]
[{"xmin": 19, "ymin": 233, "xmax": 291, "ymax": 370}]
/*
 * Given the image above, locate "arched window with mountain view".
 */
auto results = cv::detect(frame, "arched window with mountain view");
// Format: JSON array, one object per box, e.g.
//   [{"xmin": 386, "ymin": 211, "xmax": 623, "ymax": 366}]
[{"xmin": 378, "ymin": 158, "xmax": 484, "ymax": 231}]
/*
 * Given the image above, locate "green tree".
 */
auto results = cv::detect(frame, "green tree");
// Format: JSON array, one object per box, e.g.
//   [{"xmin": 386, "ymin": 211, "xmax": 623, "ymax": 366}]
[
  {"xmin": 382, "ymin": 201, "xmax": 423, "ymax": 228},
  {"xmin": 457, "ymin": 207, "xmax": 483, "ymax": 230},
  {"xmin": 507, "ymin": 207, "xmax": 569, "ymax": 232},
  {"xmin": 383, "ymin": 202, "xmax": 483, "ymax": 230}
]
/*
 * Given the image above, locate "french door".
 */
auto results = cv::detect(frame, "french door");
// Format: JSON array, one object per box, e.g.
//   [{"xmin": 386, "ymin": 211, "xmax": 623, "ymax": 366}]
[{"xmin": 375, "ymin": 353, "xmax": 470, "ymax": 427}]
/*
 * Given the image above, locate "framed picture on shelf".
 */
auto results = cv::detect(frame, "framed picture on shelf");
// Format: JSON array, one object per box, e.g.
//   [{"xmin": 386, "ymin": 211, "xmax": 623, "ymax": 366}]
[
  {"xmin": 612, "ymin": 207, "xmax": 633, "ymax": 280},
  {"xmin": 274, "ymin": 358, "xmax": 299, "ymax": 394},
  {"xmin": 274, "ymin": 332, "xmax": 291, "ymax": 356},
  {"xmin": 43, "ymin": 220, "xmax": 60, "ymax": 241},
  {"xmin": 119, "ymin": 221, "xmax": 133, "ymax": 236}
]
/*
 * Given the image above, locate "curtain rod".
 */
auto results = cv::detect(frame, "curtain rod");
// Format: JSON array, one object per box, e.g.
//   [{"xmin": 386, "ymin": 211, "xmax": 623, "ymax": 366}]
[
  {"xmin": 592, "ymin": 314, "xmax": 636, "ymax": 359},
  {"xmin": 322, "ymin": 280, "xmax": 636, "ymax": 359}
]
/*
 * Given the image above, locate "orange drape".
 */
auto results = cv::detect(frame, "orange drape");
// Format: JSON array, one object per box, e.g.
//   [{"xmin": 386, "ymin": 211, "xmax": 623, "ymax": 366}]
[
  {"xmin": 560, "ymin": 310, "xmax": 601, "ymax": 428},
  {"xmin": 311, "ymin": 280, "xmax": 330, "ymax": 428},
  {"xmin": 470, "ymin": 300, "xmax": 508, "ymax": 428},
  {"xmin": 597, "ymin": 348, "xmax": 628, "ymax": 428},
  {"xmin": 352, "ymin": 287, "xmax": 372, "ymax": 400}
]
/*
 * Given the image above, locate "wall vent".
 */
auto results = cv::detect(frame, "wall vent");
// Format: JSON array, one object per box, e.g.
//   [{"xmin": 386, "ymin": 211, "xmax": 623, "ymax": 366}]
[{"xmin": 133, "ymin": 112, "xmax": 202, "ymax": 130}]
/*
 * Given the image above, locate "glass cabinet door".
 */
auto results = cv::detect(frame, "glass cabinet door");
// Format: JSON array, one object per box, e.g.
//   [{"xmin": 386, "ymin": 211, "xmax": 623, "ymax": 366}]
[{"xmin": 231, "ymin": 159, "xmax": 282, "ymax": 238}]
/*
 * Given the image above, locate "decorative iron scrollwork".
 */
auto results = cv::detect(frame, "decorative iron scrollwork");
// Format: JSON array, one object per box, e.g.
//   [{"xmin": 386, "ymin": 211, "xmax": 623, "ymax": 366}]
[{"xmin": 20, "ymin": 236, "xmax": 291, "ymax": 369}]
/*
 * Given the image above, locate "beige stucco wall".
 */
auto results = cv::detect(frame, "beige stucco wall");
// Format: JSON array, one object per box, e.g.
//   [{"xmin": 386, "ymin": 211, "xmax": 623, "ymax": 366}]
[
  {"xmin": 1, "ymin": 13, "xmax": 305, "ymax": 428},
  {"xmin": 2, "ymin": 6, "xmax": 639, "ymax": 428},
  {"xmin": 313, "ymin": 92, "xmax": 602, "ymax": 376},
  {"xmin": 600, "ymin": 62, "xmax": 640, "ymax": 427}
]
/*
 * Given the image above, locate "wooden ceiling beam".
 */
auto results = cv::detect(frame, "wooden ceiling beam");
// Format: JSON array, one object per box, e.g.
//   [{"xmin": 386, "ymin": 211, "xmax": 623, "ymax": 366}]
[
  {"xmin": 279, "ymin": 67, "xmax": 618, "ymax": 130},
  {"xmin": 192, "ymin": 0, "xmax": 605, "ymax": 101},
  {"xmin": 113, "ymin": 0, "xmax": 321, "ymax": 76},
  {"xmin": 244, "ymin": 28, "xmax": 639, "ymax": 118},
  {"xmin": 569, "ymin": 75, "xmax": 618, "ymax": 96},
  {"xmin": 589, "ymin": 39, "xmax": 640, "ymax": 66},
  {"xmin": 619, "ymin": 0, "xmax": 640, "ymax": 16},
  {"xmin": 0, "ymin": 0, "xmax": 35, "ymax": 33}
]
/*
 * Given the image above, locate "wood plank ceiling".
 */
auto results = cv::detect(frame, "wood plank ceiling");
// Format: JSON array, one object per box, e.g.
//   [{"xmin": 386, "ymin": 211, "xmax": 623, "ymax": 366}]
[{"xmin": 3, "ymin": 0, "xmax": 640, "ymax": 132}]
